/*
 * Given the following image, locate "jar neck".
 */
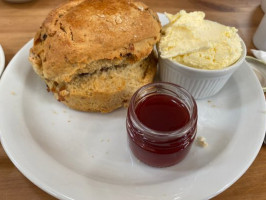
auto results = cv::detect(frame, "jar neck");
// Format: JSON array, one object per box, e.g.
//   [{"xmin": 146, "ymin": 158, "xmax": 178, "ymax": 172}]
[
  {"xmin": 127, "ymin": 82, "xmax": 198, "ymax": 141},
  {"xmin": 127, "ymin": 109, "xmax": 197, "ymax": 142}
]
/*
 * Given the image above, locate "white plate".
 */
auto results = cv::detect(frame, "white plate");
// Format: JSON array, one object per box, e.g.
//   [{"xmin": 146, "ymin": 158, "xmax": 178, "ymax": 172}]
[
  {"xmin": 0, "ymin": 44, "xmax": 5, "ymax": 77},
  {"xmin": 0, "ymin": 14, "xmax": 266, "ymax": 200}
]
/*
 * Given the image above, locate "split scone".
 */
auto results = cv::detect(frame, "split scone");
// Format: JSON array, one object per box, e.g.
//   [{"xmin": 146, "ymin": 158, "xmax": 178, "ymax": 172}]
[{"xmin": 29, "ymin": 0, "xmax": 161, "ymax": 112}]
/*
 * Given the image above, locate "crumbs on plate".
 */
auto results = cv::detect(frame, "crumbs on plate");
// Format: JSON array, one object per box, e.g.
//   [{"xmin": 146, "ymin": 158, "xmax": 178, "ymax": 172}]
[{"xmin": 196, "ymin": 136, "xmax": 208, "ymax": 148}]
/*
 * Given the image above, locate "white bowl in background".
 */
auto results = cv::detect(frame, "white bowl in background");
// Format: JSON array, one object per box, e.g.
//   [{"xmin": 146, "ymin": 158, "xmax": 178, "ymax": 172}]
[
  {"xmin": 253, "ymin": 14, "xmax": 266, "ymax": 51},
  {"xmin": 158, "ymin": 40, "xmax": 247, "ymax": 99},
  {"xmin": 0, "ymin": 45, "xmax": 5, "ymax": 77},
  {"xmin": 253, "ymin": 0, "xmax": 266, "ymax": 50}
]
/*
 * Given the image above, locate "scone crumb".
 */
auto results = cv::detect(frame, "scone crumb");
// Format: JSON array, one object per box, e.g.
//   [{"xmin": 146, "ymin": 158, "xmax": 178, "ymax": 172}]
[
  {"xmin": 196, "ymin": 136, "xmax": 208, "ymax": 148},
  {"xmin": 97, "ymin": 14, "xmax": 105, "ymax": 18},
  {"xmin": 115, "ymin": 15, "xmax": 122, "ymax": 24},
  {"xmin": 59, "ymin": 90, "xmax": 69, "ymax": 96},
  {"xmin": 130, "ymin": 2, "xmax": 148, "ymax": 11}
]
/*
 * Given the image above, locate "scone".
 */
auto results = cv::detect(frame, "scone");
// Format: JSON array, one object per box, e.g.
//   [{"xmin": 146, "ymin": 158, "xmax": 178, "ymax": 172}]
[{"xmin": 29, "ymin": 0, "xmax": 161, "ymax": 113}]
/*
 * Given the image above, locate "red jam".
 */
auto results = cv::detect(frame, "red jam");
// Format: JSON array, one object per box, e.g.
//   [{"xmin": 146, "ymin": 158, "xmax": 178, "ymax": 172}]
[
  {"xmin": 135, "ymin": 94, "xmax": 190, "ymax": 132},
  {"xmin": 126, "ymin": 82, "xmax": 197, "ymax": 167}
]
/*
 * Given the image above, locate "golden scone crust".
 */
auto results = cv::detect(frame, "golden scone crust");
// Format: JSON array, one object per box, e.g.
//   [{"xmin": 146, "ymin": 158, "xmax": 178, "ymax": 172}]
[
  {"xmin": 29, "ymin": 0, "xmax": 161, "ymax": 83},
  {"xmin": 29, "ymin": 0, "xmax": 161, "ymax": 113}
]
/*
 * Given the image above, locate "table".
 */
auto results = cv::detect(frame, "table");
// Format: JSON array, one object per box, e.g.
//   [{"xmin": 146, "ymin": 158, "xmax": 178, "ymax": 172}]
[{"xmin": 0, "ymin": 0, "xmax": 265, "ymax": 199}]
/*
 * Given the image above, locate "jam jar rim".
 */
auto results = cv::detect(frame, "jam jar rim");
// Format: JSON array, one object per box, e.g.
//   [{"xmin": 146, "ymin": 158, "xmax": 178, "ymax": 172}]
[{"xmin": 128, "ymin": 82, "xmax": 198, "ymax": 139}]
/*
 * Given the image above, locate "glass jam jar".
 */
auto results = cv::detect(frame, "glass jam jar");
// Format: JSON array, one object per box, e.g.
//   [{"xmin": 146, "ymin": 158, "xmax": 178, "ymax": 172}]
[{"xmin": 126, "ymin": 82, "xmax": 198, "ymax": 167}]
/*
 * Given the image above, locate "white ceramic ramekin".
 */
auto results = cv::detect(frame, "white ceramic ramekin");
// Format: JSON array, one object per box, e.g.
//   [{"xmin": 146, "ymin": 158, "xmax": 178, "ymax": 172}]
[{"xmin": 158, "ymin": 40, "xmax": 246, "ymax": 99}]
